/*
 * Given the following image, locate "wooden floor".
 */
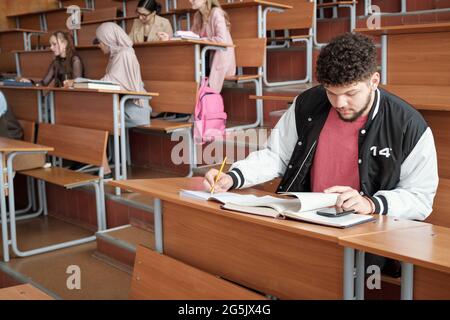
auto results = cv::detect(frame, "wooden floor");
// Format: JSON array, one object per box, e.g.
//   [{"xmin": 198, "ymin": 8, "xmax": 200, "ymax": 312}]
[{"xmin": 0, "ymin": 216, "xmax": 132, "ymax": 300}]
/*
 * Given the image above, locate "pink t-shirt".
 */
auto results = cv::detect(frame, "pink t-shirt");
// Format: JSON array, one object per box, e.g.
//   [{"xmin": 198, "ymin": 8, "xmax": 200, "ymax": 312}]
[{"xmin": 311, "ymin": 109, "xmax": 368, "ymax": 192}]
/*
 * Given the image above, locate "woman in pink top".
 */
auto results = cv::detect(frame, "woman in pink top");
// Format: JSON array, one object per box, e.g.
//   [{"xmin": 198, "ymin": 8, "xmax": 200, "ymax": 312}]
[{"xmin": 159, "ymin": 0, "xmax": 236, "ymax": 92}]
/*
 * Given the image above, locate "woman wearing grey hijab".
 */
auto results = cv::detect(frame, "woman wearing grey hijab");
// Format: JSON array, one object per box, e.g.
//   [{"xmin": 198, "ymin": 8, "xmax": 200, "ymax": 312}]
[{"xmin": 96, "ymin": 22, "xmax": 151, "ymax": 127}]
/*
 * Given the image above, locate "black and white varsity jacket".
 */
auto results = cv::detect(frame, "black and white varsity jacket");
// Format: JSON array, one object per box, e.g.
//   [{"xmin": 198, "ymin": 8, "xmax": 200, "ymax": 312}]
[{"xmin": 228, "ymin": 85, "xmax": 439, "ymax": 220}]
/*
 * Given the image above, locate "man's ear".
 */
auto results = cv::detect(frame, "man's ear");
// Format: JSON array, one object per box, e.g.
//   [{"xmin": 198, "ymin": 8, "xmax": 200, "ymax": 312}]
[{"xmin": 371, "ymin": 72, "xmax": 380, "ymax": 90}]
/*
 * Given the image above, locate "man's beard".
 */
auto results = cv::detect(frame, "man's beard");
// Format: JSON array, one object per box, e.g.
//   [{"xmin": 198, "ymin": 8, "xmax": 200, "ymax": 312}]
[{"xmin": 338, "ymin": 91, "xmax": 373, "ymax": 122}]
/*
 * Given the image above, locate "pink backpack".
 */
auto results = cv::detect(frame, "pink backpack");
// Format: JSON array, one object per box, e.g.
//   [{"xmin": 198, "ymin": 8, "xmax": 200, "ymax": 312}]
[{"xmin": 194, "ymin": 78, "xmax": 227, "ymax": 144}]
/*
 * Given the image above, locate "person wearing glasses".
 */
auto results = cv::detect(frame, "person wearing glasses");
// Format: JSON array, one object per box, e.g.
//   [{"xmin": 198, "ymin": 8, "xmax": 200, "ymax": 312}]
[{"xmin": 128, "ymin": 0, "xmax": 173, "ymax": 43}]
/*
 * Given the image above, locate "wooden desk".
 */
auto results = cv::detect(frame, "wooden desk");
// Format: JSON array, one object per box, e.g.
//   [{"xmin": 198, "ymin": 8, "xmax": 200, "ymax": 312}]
[
  {"xmin": 0, "ymin": 86, "xmax": 46, "ymax": 122},
  {"xmin": 0, "ymin": 52, "xmax": 16, "ymax": 73},
  {"xmin": 110, "ymin": 177, "xmax": 428, "ymax": 299},
  {"xmin": 59, "ymin": 0, "xmax": 91, "ymax": 9},
  {"xmin": 0, "ymin": 137, "xmax": 53, "ymax": 262},
  {"xmin": 15, "ymin": 40, "xmax": 230, "ymax": 83},
  {"xmin": 0, "ymin": 29, "xmax": 46, "ymax": 51},
  {"xmin": 112, "ymin": 0, "xmax": 140, "ymax": 17},
  {"xmin": 0, "ymin": 284, "xmax": 54, "ymax": 300},
  {"xmin": 167, "ymin": 0, "xmax": 292, "ymax": 37},
  {"xmin": 264, "ymin": 0, "xmax": 314, "ymax": 86},
  {"xmin": 75, "ymin": 17, "xmax": 126, "ymax": 46},
  {"xmin": 12, "ymin": 49, "xmax": 54, "ymax": 78},
  {"xmin": 355, "ymin": 22, "xmax": 450, "ymax": 85},
  {"xmin": 379, "ymin": 85, "xmax": 450, "ymax": 180},
  {"xmin": 267, "ymin": 0, "xmax": 313, "ymax": 31},
  {"xmin": 8, "ymin": 8, "xmax": 76, "ymax": 31},
  {"xmin": 135, "ymin": 40, "xmax": 231, "ymax": 83},
  {"xmin": 83, "ymin": 6, "xmax": 119, "ymax": 22},
  {"xmin": 91, "ymin": 0, "xmax": 123, "ymax": 10},
  {"xmin": 339, "ymin": 225, "xmax": 450, "ymax": 300},
  {"xmin": 0, "ymin": 84, "xmax": 158, "ymax": 191}
]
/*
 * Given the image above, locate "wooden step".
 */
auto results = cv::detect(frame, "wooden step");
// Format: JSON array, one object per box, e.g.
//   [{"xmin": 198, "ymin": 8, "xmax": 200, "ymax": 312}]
[
  {"xmin": 0, "ymin": 284, "xmax": 54, "ymax": 300},
  {"xmin": 95, "ymin": 225, "xmax": 154, "ymax": 270}
]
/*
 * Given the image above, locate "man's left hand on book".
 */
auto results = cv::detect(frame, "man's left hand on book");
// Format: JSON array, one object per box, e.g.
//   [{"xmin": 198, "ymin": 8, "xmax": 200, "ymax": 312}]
[{"xmin": 324, "ymin": 186, "xmax": 375, "ymax": 215}]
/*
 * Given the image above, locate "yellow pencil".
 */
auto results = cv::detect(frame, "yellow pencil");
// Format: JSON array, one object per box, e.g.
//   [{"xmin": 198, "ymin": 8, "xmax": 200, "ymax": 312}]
[{"xmin": 210, "ymin": 156, "xmax": 227, "ymax": 195}]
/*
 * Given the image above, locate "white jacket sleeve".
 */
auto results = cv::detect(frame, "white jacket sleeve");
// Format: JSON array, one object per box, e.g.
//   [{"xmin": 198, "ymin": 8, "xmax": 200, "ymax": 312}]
[
  {"xmin": 228, "ymin": 98, "xmax": 299, "ymax": 189},
  {"xmin": 371, "ymin": 128, "xmax": 439, "ymax": 220}
]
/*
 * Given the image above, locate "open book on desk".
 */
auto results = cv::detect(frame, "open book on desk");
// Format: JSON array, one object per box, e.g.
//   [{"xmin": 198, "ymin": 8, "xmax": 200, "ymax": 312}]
[{"xmin": 180, "ymin": 190, "xmax": 375, "ymax": 228}]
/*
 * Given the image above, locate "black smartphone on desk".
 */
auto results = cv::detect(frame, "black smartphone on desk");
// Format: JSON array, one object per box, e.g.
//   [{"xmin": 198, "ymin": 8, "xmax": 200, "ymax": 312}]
[{"xmin": 316, "ymin": 207, "xmax": 355, "ymax": 218}]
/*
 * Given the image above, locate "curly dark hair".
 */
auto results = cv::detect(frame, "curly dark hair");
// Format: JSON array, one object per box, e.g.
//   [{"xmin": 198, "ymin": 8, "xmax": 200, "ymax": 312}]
[{"xmin": 316, "ymin": 32, "xmax": 378, "ymax": 86}]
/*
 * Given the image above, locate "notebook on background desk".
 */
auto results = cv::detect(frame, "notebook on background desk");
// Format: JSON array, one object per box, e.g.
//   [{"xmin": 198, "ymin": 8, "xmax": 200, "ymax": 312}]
[
  {"xmin": 179, "ymin": 190, "xmax": 375, "ymax": 228},
  {"xmin": 0, "ymin": 79, "xmax": 34, "ymax": 87}
]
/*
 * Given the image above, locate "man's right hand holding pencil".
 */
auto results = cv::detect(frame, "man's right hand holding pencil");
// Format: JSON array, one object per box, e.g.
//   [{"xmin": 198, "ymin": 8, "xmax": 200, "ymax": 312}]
[{"xmin": 203, "ymin": 169, "xmax": 233, "ymax": 194}]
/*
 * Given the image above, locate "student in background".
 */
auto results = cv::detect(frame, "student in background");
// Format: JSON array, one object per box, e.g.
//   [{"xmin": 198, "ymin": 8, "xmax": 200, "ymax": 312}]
[
  {"xmin": 129, "ymin": 0, "xmax": 173, "ymax": 43},
  {"xmin": 20, "ymin": 31, "xmax": 83, "ymax": 88},
  {"xmin": 159, "ymin": 0, "xmax": 236, "ymax": 93},
  {"xmin": 96, "ymin": 22, "xmax": 151, "ymax": 127}
]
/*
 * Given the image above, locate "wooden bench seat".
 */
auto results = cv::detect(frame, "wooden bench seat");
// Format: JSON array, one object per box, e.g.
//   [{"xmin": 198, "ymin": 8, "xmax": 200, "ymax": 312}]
[
  {"xmin": 225, "ymin": 74, "xmax": 261, "ymax": 82},
  {"xmin": 138, "ymin": 119, "xmax": 193, "ymax": 134},
  {"xmin": 10, "ymin": 123, "xmax": 108, "ymax": 257},
  {"xmin": 21, "ymin": 167, "xmax": 100, "ymax": 189},
  {"xmin": 267, "ymin": 34, "xmax": 311, "ymax": 42},
  {"xmin": 249, "ymin": 94, "xmax": 294, "ymax": 103},
  {"xmin": 316, "ymin": 0, "xmax": 357, "ymax": 9}
]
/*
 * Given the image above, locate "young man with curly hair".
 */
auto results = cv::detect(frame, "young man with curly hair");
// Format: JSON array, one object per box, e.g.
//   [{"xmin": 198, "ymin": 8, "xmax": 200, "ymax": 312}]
[{"xmin": 204, "ymin": 32, "xmax": 438, "ymax": 221}]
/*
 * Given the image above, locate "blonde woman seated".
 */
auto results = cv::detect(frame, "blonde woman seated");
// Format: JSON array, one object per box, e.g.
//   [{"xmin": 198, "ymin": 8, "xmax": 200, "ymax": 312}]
[
  {"xmin": 158, "ymin": 0, "xmax": 236, "ymax": 93},
  {"xmin": 96, "ymin": 22, "xmax": 151, "ymax": 127},
  {"xmin": 129, "ymin": 0, "xmax": 173, "ymax": 43},
  {"xmin": 20, "ymin": 31, "xmax": 83, "ymax": 87}
]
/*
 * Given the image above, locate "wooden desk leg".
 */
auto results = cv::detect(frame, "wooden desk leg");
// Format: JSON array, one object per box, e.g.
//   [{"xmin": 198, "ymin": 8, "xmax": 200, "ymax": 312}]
[
  {"xmin": 343, "ymin": 247, "xmax": 355, "ymax": 300},
  {"xmin": 120, "ymin": 0, "xmax": 127, "ymax": 17},
  {"xmin": 364, "ymin": 0, "xmax": 371, "ymax": 16},
  {"xmin": 15, "ymin": 53, "xmax": 22, "ymax": 77},
  {"xmin": 401, "ymin": 0, "xmax": 407, "ymax": 13},
  {"xmin": 113, "ymin": 94, "xmax": 121, "ymax": 196},
  {"xmin": 154, "ymin": 198, "xmax": 163, "ymax": 253},
  {"xmin": 401, "ymin": 262, "xmax": 414, "ymax": 300},
  {"xmin": 195, "ymin": 44, "xmax": 201, "ymax": 83},
  {"xmin": 0, "ymin": 153, "xmax": 10, "ymax": 262},
  {"xmin": 257, "ymin": 5, "xmax": 263, "ymax": 38}
]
